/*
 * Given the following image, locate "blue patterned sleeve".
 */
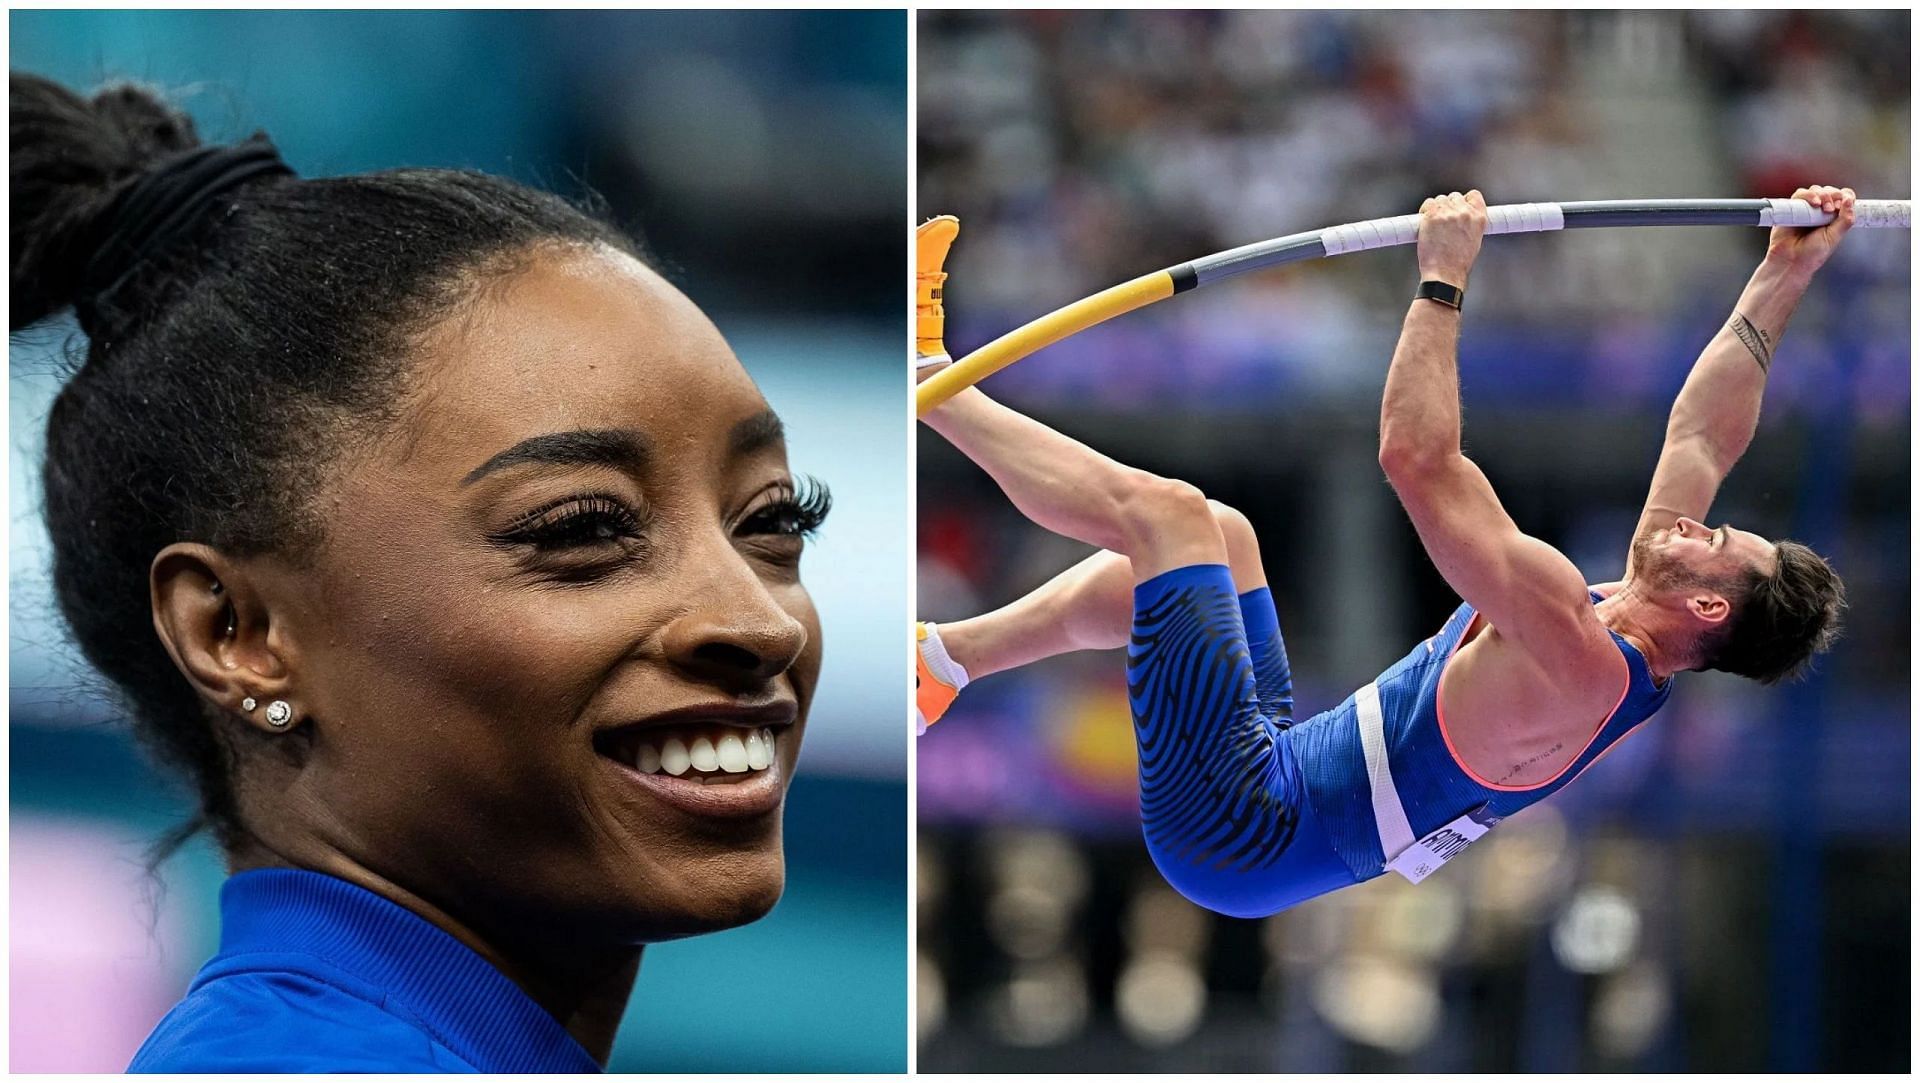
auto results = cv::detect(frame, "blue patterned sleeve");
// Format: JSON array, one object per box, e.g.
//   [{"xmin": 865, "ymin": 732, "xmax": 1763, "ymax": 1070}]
[{"xmin": 1128, "ymin": 564, "xmax": 1307, "ymax": 917}]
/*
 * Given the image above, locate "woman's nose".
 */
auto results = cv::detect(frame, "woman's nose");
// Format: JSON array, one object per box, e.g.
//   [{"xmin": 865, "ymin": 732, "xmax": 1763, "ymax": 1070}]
[{"xmin": 659, "ymin": 559, "xmax": 808, "ymax": 686}]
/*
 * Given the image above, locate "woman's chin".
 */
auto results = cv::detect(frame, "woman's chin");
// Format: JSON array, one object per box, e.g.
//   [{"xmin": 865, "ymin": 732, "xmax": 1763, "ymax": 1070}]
[
  {"xmin": 695, "ymin": 871, "xmax": 785, "ymax": 933},
  {"xmin": 618, "ymin": 848, "xmax": 787, "ymax": 943}
]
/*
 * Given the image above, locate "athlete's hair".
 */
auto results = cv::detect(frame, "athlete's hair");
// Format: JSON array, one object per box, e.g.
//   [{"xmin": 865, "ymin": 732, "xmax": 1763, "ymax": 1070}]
[
  {"xmin": 1699, "ymin": 540, "xmax": 1845, "ymax": 684},
  {"xmin": 11, "ymin": 72, "xmax": 636, "ymax": 858}
]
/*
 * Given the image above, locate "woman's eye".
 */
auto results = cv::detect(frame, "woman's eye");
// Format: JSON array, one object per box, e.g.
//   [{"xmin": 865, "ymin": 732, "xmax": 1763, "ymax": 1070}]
[
  {"xmin": 740, "ymin": 477, "xmax": 832, "ymax": 539},
  {"xmin": 494, "ymin": 496, "xmax": 644, "ymax": 552}
]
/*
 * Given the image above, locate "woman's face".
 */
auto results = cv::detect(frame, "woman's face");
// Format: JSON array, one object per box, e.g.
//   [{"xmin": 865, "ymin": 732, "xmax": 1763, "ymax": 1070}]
[{"xmin": 256, "ymin": 245, "xmax": 823, "ymax": 947}]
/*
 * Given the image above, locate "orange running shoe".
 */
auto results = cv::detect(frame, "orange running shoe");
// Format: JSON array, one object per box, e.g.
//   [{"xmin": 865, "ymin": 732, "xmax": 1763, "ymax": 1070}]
[
  {"xmin": 914, "ymin": 621, "xmax": 967, "ymax": 734},
  {"xmin": 916, "ymin": 215, "xmax": 959, "ymax": 378}
]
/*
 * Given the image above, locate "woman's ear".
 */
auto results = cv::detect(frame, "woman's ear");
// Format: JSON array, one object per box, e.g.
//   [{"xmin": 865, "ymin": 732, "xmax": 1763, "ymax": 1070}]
[{"xmin": 151, "ymin": 543, "xmax": 296, "ymax": 734}]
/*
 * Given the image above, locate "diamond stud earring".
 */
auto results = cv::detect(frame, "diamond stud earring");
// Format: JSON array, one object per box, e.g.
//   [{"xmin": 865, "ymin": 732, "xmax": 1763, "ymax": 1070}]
[
  {"xmin": 264, "ymin": 700, "xmax": 293, "ymax": 729},
  {"xmin": 242, "ymin": 697, "xmax": 257, "ymax": 712}
]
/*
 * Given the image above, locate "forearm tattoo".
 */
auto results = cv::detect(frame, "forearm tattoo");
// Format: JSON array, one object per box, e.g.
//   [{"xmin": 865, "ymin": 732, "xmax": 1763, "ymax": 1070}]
[{"xmin": 1729, "ymin": 311, "xmax": 1774, "ymax": 373}]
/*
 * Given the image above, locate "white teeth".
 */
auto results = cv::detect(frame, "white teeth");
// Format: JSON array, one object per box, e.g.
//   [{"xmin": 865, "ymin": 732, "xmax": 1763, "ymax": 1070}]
[
  {"xmin": 745, "ymin": 729, "xmax": 771, "ymax": 771},
  {"xmin": 717, "ymin": 733, "xmax": 750, "ymax": 773},
  {"xmin": 620, "ymin": 726, "xmax": 781, "ymax": 777},
  {"xmin": 636, "ymin": 744, "xmax": 662, "ymax": 774},
  {"xmin": 660, "ymin": 737, "xmax": 691, "ymax": 777}
]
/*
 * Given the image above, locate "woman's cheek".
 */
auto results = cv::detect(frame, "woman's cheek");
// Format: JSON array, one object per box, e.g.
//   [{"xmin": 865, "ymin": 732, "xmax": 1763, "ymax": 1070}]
[{"xmin": 427, "ymin": 588, "xmax": 632, "ymax": 703}]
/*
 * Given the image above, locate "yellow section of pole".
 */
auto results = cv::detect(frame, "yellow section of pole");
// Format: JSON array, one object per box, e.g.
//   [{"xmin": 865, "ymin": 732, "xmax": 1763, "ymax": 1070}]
[{"xmin": 914, "ymin": 270, "xmax": 1177, "ymax": 416}]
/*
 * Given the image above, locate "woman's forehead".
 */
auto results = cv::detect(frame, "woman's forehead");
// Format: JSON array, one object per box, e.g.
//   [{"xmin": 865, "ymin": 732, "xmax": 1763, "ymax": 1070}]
[{"xmin": 395, "ymin": 247, "xmax": 772, "ymax": 476}]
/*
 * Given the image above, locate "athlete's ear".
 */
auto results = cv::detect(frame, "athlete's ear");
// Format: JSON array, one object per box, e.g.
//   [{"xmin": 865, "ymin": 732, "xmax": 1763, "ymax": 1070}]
[
  {"xmin": 1687, "ymin": 589, "xmax": 1732, "ymax": 626},
  {"xmin": 151, "ymin": 543, "xmax": 297, "ymax": 733}
]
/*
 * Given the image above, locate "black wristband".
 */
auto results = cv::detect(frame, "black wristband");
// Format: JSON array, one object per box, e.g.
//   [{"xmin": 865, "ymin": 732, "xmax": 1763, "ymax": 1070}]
[{"xmin": 1416, "ymin": 280, "xmax": 1464, "ymax": 309}]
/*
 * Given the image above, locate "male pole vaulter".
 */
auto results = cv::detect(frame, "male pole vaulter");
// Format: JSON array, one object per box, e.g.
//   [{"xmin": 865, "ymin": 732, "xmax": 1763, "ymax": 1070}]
[{"xmin": 915, "ymin": 187, "xmax": 1850, "ymax": 915}]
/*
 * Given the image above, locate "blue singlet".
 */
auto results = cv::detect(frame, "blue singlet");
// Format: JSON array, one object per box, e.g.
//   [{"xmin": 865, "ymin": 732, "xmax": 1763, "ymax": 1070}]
[{"xmin": 1127, "ymin": 563, "xmax": 1671, "ymax": 918}]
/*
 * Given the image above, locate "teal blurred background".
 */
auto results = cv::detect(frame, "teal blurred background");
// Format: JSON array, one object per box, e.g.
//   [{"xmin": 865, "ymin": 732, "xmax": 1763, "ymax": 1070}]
[{"xmin": 10, "ymin": 10, "xmax": 907, "ymax": 1073}]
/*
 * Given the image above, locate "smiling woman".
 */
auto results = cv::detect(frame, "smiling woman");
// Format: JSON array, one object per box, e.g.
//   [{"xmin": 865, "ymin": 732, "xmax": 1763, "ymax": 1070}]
[{"xmin": 11, "ymin": 70, "xmax": 841, "ymax": 1072}]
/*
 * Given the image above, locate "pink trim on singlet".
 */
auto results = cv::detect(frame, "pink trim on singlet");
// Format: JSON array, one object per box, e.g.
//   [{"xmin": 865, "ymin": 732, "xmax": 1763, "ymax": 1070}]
[
  {"xmin": 1562, "ymin": 718, "xmax": 1652, "ymax": 789},
  {"xmin": 1433, "ymin": 610, "xmax": 1634, "ymax": 794}
]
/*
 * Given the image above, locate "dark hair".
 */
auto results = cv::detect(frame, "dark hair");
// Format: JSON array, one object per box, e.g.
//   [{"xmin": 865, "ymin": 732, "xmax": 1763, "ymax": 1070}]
[
  {"xmin": 12, "ymin": 73, "xmax": 635, "ymax": 858},
  {"xmin": 1700, "ymin": 540, "xmax": 1846, "ymax": 685}
]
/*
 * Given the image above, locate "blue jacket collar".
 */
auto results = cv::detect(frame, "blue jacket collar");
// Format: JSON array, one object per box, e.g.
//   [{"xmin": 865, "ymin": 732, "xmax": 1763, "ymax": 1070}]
[{"xmin": 209, "ymin": 868, "xmax": 603, "ymax": 1073}]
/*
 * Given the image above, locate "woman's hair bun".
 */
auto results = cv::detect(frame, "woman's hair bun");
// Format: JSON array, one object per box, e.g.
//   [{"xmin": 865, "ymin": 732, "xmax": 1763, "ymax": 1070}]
[{"xmin": 11, "ymin": 72, "xmax": 203, "ymax": 329}]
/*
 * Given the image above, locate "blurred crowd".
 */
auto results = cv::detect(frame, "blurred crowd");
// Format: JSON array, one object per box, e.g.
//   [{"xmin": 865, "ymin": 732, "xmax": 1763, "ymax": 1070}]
[
  {"xmin": 1690, "ymin": 10, "xmax": 1910, "ymax": 200},
  {"xmin": 917, "ymin": 10, "xmax": 1908, "ymax": 1073},
  {"xmin": 920, "ymin": 9, "xmax": 1909, "ymax": 412}
]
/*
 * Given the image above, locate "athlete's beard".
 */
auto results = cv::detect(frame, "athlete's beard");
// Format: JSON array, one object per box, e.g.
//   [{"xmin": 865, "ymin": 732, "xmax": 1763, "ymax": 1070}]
[
  {"xmin": 1630, "ymin": 531, "xmax": 1744, "ymax": 671},
  {"xmin": 1629, "ymin": 531, "xmax": 1696, "ymax": 594}
]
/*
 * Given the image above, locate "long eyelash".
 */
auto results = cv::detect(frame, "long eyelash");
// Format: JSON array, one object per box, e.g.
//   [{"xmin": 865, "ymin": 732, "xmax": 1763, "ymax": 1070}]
[
  {"xmin": 791, "ymin": 475, "xmax": 832, "ymax": 533},
  {"xmin": 750, "ymin": 475, "xmax": 833, "ymax": 538},
  {"xmin": 493, "ymin": 494, "xmax": 643, "ymax": 547}
]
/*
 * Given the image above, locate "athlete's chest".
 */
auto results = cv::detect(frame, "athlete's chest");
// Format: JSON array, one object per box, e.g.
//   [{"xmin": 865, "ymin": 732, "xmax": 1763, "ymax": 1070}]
[{"xmin": 1435, "ymin": 620, "xmax": 1623, "ymax": 789}]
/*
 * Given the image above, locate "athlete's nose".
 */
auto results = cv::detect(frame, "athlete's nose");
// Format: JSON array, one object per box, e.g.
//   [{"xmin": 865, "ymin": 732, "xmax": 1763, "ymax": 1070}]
[{"xmin": 1675, "ymin": 516, "xmax": 1707, "ymax": 538}]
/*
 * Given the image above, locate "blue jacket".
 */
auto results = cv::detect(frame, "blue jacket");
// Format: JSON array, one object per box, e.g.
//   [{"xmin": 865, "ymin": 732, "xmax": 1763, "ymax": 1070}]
[{"xmin": 130, "ymin": 868, "xmax": 603, "ymax": 1073}]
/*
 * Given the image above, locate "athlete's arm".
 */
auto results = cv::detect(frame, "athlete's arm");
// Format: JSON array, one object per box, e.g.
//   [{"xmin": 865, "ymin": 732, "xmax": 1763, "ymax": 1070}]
[
  {"xmin": 1378, "ymin": 191, "xmax": 1613, "ymax": 673},
  {"xmin": 1626, "ymin": 185, "xmax": 1855, "ymax": 576}
]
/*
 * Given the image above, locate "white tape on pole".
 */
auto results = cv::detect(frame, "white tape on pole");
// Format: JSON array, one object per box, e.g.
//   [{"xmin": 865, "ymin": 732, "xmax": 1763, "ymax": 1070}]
[
  {"xmin": 1321, "ymin": 201, "xmax": 1569, "ymax": 258},
  {"xmin": 1759, "ymin": 197, "xmax": 1825, "ymax": 228},
  {"xmin": 1759, "ymin": 197, "xmax": 1906, "ymax": 229},
  {"xmin": 1485, "ymin": 201, "xmax": 1565, "ymax": 235},
  {"xmin": 1321, "ymin": 214, "xmax": 1420, "ymax": 257}
]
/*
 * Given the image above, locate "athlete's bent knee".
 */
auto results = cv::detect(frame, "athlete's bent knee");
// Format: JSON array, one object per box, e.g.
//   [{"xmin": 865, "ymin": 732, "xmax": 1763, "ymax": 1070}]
[
  {"xmin": 1105, "ymin": 472, "xmax": 1224, "ymax": 575},
  {"xmin": 1115, "ymin": 472, "xmax": 1208, "ymax": 537},
  {"xmin": 1207, "ymin": 499, "xmax": 1260, "ymax": 565}
]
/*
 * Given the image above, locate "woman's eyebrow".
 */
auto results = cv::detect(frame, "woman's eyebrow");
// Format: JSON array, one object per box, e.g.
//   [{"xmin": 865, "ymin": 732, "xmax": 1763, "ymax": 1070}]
[
  {"xmin": 729, "ymin": 409, "xmax": 786, "ymax": 459},
  {"xmin": 461, "ymin": 428, "xmax": 652, "ymax": 486}
]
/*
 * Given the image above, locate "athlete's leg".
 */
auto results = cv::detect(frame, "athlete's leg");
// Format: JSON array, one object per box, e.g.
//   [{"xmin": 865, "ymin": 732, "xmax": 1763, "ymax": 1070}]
[
  {"xmin": 921, "ymin": 498, "xmax": 1296, "ymax": 732},
  {"xmin": 914, "ymin": 387, "xmax": 1224, "ymax": 734},
  {"xmin": 1129, "ymin": 560, "xmax": 1314, "ymax": 917},
  {"xmin": 936, "ymin": 501, "xmax": 1291, "ymax": 719},
  {"xmin": 932, "ymin": 549, "xmax": 1133, "ymax": 682},
  {"xmin": 1208, "ymin": 502, "xmax": 1295, "ymax": 721},
  {"xmin": 922, "ymin": 509, "xmax": 1314, "ymax": 914},
  {"xmin": 922, "ymin": 388, "xmax": 1226, "ymax": 580},
  {"xmin": 916, "ymin": 217, "xmax": 1223, "ymax": 731},
  {"xmin": 914, "ymin": 223, "xmax": 1326, "ymax": 912},
  {"xmin": 918, "ymin": 499, "xmax": 1272, "ymax": 727}
]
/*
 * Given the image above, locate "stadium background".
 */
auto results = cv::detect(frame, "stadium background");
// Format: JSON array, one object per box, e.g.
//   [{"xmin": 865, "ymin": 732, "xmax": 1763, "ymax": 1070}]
[
  {"xmin": 9, "ymin": 10, "xmax": 907, "ymax": 1073},
  {"xmin": 917, "ymin": 9, "xmax": 1908, "ymax": 1073}
]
